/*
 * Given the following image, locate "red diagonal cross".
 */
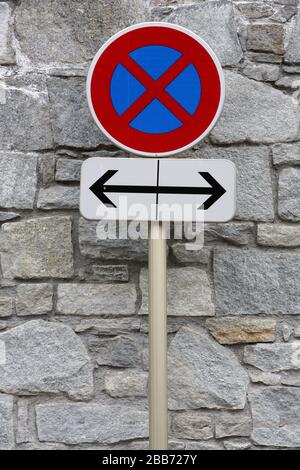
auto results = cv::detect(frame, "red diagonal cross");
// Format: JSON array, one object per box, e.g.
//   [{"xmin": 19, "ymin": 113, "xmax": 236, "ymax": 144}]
[{"xmin": 120, "ymin": 54, "xmax": 192, "ymax": 125}]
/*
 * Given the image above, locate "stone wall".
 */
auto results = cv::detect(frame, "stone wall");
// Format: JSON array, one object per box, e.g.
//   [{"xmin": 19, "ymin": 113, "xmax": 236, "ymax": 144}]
[{"xmin": 0, "ymin": 0, "xmax": 300, "ymax": 450}]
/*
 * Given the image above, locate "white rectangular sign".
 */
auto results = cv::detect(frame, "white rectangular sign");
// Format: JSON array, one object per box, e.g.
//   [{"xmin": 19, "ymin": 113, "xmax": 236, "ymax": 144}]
[{"xmin": 80, "ymin": 158, "xmax": 236, "ymax": 222}]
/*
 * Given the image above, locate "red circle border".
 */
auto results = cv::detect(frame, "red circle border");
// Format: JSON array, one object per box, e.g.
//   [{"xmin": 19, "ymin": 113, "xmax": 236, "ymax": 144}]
[{"xmin": 89, "ymin": 25, "xmax": 223, "ymax": 156}]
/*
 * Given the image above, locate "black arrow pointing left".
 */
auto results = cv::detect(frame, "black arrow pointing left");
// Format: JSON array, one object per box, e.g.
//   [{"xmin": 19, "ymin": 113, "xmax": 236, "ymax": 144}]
[{"xmin": 89, "ymin": 170, "xmax": 226, "ymax": 210}]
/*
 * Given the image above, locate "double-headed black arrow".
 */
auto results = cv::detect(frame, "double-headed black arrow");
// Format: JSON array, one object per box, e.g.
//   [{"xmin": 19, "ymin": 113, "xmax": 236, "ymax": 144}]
[{"xmin": 89, "ymin": 170, "xmax": 226, "ymax": 210}]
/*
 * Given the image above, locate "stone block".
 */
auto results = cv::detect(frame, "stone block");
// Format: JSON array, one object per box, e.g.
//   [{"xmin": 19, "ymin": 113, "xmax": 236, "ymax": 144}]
[{"xmin": 0, "ymin": 217, "xmax": 74, "ymax": 279}]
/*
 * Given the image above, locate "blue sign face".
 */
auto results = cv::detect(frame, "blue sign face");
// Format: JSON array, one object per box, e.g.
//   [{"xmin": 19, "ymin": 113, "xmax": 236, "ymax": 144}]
[{"xmin": 110, "ymin": 45, "xmax": 202, "ymax": 135}]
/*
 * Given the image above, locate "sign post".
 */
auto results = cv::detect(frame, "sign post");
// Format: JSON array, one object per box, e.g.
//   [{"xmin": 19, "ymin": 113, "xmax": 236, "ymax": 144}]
[
  {"xmin": 83, "ymin": 22, "xmax": 230, "ymax": 450},
  {"xmin": 148, "ymin": 221, "xmax": 168, "ymax": 450}
]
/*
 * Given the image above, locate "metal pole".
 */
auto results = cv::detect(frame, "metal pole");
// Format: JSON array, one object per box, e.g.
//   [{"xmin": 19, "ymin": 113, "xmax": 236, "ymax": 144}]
[{"xmin": 148, "ymin": 221, "xmax": 168, "ymax": 450}]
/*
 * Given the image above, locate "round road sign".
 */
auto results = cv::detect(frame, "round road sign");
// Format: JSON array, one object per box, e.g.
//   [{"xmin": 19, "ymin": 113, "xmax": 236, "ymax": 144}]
[{"xmin": 87, "ymin": 22, "xmax": 225, "ymax": 157}]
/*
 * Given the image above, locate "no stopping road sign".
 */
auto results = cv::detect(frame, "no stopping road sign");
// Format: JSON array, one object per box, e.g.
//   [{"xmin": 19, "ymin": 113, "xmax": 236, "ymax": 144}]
[{"xmin": 87, "ymin": 23, "xmax": 225, "ymax": 157}]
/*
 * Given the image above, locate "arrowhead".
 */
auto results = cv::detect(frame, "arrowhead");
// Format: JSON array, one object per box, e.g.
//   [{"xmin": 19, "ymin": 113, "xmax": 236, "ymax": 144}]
[
  {"xmin": 89, "ymin": 170, "xmax": 118, "ymax": 208},
  {"xmin": 198, "ymin": 172, "xmax": 226, "ymax": 210}
]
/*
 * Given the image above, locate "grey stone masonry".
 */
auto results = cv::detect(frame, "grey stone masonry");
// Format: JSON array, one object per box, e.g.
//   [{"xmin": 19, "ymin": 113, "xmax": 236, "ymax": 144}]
[
  {"xmin": 0, "ymin": 217, "xmax": 74, "ymax": 279},
  {"xmin": 285, "ymin": 7, "xmax": 300, "ymax": 63},
  {"xmin": 0, "ymin": 3, "xmax": 15, "ymax": 65},
  {"xmin": 272, "ymin": 143, "xmax": 300, "ymax": 166},
  {"xmin": 211, "ymin": 71, "xmax": 300, "ymax": 144},
  {"xmin": 249, "ymin": 387, "xmax": 300, "ymax": 448},
  {"xmin": 215, "ymin": 413, "xmax": 251, "ymax": 439},
  {"xmin": 0, "ymin": 298, "xmax": 13, "ymax": 318},
  {"xmin": 198, "ymin": 146, "xmax": 274, "ymax": 222},
  {"xmin": 278, "ymin": 168, "xmax": 300, "ymax": 221},
  {"xmin": 16, "ymin": 284, "xmax": 53, "ymax": 316},
  {"xmin": 15, "ymin": 0, "xmax": 147, "ymax": 65},
  {"xmin": 0, "ymin": 395, "xmax": 14, "ymax": 450},
  {"xmin": 223, "ymin": 439, "xmax": 251, "ymax": 451},
  {"xmin": 139, "ymin": 267, "xmax": 215, "ymax": 316},
  {"xmin": 79, "ymin": 218, "xmax": 148, "ymax": 261},
  {"xmin": 55, "ymin": 159, "xmax": 82, "ymax": 182},
  {"xmin": 0, "ymin": 153, "xmax": 37, "ymax": 209},
  {"xmin": 168, "ymin": 327, "xmax": 249, "ymax": 410},
  {"xmin": 47, "ymin": 77, "xmax": 109, "ymax": 148},
  {"xmin": 171, "ymin": 412, "xmax": 214, "ymax": 441},
  {"xmin": 237, "ymin": 2, "xmax": 274, "ymax": 20},
  {"xmin": 257, "ymin": 224, "xmax": 300, "ymax": 247},
  {"xmin": 205, "ymin": 222, "xmax": 255, "ymax": 245},
  {"xmin": 37, "ymin": 186, "xmax": 80, "ymax": 210},
  {"xmin": 79, "ymin": 265, "xmax": 129, "ymax": 282},
  {"xmin": 171, "ymin": 244, "xmax": 211, "ymax": 264},
  {"xmin": 75, "ymin": 318, "xmax": 141, "ymax": 336},
  {"xmin": 105, "ymin": 370, "xmax": 148, "ymax": 398},
  {"xmin": 247, "ymin": 23, "xmax": 285, "ymax": 54},
  {"xmin": 275, "ymin": 75, "xmax": 300, "ymax": 89},
  {"xmin": 242, "ymin": 62, "xmax": 280, "ymax": 82},
  {"xmin": 0, "ymin": 212, "xmax": 19, "ymax": 222},
  {"xmin": 0, "ymin": 76, "xmax": 53, "ymax": 151},
  {"xmin": 89, "ymin": 334, "xmax": 143, "ymax": 368},
  {"xmin": 36, "ymin": 403, "xmax": 148, "ymax": 445},
  {"xmin": 1, "ymin": 0, "xmax": 300, "ymax": 451},
  {"xmin": 57, "ymin": 283, "xmax": 137, "ymax": 316},
  {"xmin": 0, "ymin": 321, "xmax": 94, "ymax": 400},
  {"xmin": 236, "ymin": 2, "xmax": 275, "ymax": 20},
  {"xmin": 161, "ymin": 1, "xmax": 243, "ymax": 66},
  {"xmin": 214, "ymin": 248, "xmax": 300, "ymax": 315},
  {"xmin": 39, "ymin": 154, "xmax": 56, "ymax": 185},
  {"xmin": 244, "ymin": 343, "xmax": 300, "ymax": 373}
]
